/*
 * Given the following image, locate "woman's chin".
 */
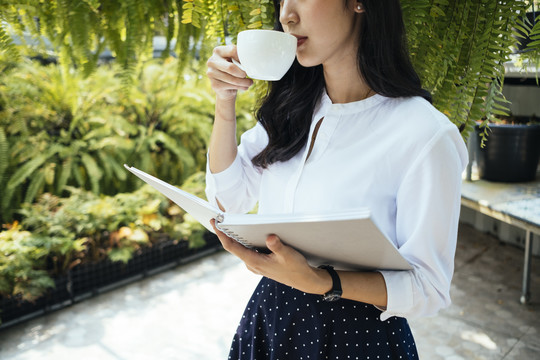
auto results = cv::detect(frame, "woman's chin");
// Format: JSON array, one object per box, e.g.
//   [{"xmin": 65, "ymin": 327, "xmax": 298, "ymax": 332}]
[{"xmin": 295, "ymin": 56, "xmax": 320, "ymax": 69}]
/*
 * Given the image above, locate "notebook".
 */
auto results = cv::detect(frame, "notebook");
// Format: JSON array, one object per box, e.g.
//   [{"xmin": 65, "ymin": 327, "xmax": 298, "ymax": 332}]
[{"xmin": 124, "ymin": 165, "xmax": 411, "ymax": 271}]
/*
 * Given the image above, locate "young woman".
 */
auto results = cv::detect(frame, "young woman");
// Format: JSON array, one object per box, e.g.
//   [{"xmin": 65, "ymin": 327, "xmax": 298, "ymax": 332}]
[{"xmin": 205, "ymin": 0, "xmax": 468, "ymax": 358}]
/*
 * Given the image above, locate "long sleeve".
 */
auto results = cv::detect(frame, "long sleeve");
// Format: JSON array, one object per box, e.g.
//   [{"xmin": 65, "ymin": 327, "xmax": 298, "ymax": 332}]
[
  {"xmin": 205, "ymin": 122, "xmax": 267, "ymax": 214},
  {"xmin": 378, "ymin": 126, "xmax": 468, "ymax": 320}
]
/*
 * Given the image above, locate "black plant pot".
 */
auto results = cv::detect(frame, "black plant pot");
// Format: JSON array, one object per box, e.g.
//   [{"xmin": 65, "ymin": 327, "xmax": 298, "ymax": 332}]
[
  {"xmin": 475, "ymin": 123, "xmax": 540, "ymax": 182},
  {"xmin": 0, "ymin": 275, "xmax": 70, "ymax": 325}
]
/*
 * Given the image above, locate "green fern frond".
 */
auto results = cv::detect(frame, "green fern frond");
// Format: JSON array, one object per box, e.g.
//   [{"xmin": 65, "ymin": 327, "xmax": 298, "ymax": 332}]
[
  {"xmin": 246, "ymin": 0, "xmax": 270, "ymax": 30},
  {"xmin": 182, "ymin": 0, "xmax": 203, "ymax": 28},
  {"xmin": 96, "ymin": 150, "xmax": 113, "ymax": 182},
  {"xmin": 0, "ymin": 22, "xmax": 20, "ymax": 61},
  {"xmin": 55, "ymin": 156, "xmax": 73, "ymax": 195},
  {"xmin": 6, "ymin": 145, "xmax": 61, "ymax": 192},
  {"xmin": 97, "ymin": 151, "xmax": 127, "ymax": 183},
  {"xmin": 72, "ymin": 161, "xmax": 85, "ymax": 188},
  {"xmin": 81, "ymin": 0, "xmax": 100, "ymax": 13},
  {"xmin": 139, "ymin": 151, "xmax": 154, "ymax": 175},
  {"xmin": 0, "ymin": 127, "xmax": 8, "ymax": 186},
  {"xmin": 402, "ymin": 0, "xmax": 529, "ymax": 139},
  {"xmin": 81, "ymin": 152, "xmax": 102, "ymax": 194},
  {"xmin": 24, "ymin": 168, "xmax": 46, "ymax": 204},
  {"xmin": 118, "ymin": 0, "xmax": 141, "ymax": 90},
  {"xmin": 107, "ymin": 155, "xmax": 128, "ymax": 182}
]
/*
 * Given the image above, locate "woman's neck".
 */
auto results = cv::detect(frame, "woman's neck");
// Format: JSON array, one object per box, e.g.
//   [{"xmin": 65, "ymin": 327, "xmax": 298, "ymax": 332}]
[{"xmin": 323, "ymin": 57, "xmax": 373, "ymax": 104}]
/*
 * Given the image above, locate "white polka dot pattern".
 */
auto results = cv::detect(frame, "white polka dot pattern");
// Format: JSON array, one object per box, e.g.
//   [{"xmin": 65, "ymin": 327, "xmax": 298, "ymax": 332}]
[{"xmin": 228, "ymin": 278, "xmax": 418, "ymax": 359}]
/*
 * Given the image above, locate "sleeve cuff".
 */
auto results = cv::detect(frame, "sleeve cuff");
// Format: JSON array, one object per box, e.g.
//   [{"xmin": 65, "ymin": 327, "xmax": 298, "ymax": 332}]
[{"xmin": 377, "ymin": 270, "xmax": 414, "ymax": 321}]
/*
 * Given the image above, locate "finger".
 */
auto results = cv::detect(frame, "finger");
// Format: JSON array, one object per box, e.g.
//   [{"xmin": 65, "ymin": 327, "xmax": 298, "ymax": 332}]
[
  {"xmin": 207, "ymin": 49, "xmax": 249, "ymax": 80},
  {"xmin": 210, "ymin": 219, "xmax": 238, "ymax": 249},
  {"xmin": 266, "ymin": 235, "xmax": 286, "ymax": 256},
  {"xmin": 207, "ymin": 57, "xmax": 249, "ymax": 81},
  {"xmin": 210, "ymin": 219, "xmax": 264, "ymax": 260},
  {"xmin": 212, "ymin": 44, "xmax": 240, "ymax": 62},
  {"xmin": 210, "ymin": 219, "xmax": 235, "ymax": 248},
  {"xmin": 207, "ymin": 68, "xmax": 253, "ymax": 90}
]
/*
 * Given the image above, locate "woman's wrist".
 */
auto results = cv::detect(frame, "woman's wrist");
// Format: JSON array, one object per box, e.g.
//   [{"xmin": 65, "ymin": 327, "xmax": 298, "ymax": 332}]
[
  {"xmin": 308, "ymin": 266, "xmax": 333, "ymax": 295},
  {"xmin": 215, "ymin": 97, "xmax": 237, "ymax": 123}
]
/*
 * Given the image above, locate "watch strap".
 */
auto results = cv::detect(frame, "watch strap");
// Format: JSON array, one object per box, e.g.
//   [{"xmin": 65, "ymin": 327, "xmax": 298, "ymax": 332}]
[{"xmin": 318, "ymin": 265, "xmax": 342, "ymax": 301}]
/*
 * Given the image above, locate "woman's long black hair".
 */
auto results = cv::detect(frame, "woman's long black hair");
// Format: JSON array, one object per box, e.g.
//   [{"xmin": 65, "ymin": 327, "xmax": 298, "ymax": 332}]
[{"xmin": 251, "ymin": 0, "xmax": 432, "ymax": 168}]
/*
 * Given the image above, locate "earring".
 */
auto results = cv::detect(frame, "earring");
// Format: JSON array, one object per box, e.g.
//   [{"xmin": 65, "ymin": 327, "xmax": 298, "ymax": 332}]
[{"xmin": 356, "ymin": 3, "xmax": 364, "ymax": 12}]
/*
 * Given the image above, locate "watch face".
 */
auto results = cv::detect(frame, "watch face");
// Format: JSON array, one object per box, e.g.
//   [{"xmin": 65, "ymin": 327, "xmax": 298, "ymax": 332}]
[{"xmin": 323, "ymin": 292, "xmax": 341, "ymax": 302}]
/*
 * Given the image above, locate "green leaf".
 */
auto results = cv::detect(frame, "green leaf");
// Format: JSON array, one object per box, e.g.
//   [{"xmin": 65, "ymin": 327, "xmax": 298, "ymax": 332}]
[
  {"xmin": 24, "ymin": 169, "xmax": 46, "ymax": 204},
  {"xmin": 81, "ymin": 152, "xmax": 102, "ymax": 194},
  {"xmin": 0, "ymin": 127, "xmax": 8, "ymax": 185},
  {"xmin": 56, "ymin": 157, "xmax": 73, "ymax": 194},
  {"xmin": 7, "ymin": 145, "xmax": 61, "ymax": 191},
  {"xmin": 107, "ymin": 247, "xmax": 135, "ymax": 264}
]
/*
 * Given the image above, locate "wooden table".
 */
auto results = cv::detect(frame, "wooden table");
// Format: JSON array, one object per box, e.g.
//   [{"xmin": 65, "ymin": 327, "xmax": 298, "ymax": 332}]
[{"xmin": 461, "ymin": 179, "xmax": 540, "ymax": 304}]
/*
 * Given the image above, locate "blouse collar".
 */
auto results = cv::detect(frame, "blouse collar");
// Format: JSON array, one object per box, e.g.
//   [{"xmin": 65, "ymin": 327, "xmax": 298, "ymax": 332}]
[{"xmin": 320, "ymin": 88, "xmax": 388, "ymax": 116}]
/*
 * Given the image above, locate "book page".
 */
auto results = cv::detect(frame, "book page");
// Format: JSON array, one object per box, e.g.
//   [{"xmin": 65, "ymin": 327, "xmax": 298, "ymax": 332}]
[{"xmin": 124, "ymin": 165, "xmax": 220, "ymax": 233}]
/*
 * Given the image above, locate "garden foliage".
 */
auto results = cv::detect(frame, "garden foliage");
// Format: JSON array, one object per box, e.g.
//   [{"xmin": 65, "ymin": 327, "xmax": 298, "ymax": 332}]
[
  {"xmin": 0, "ymin": 58, "xmax": 257, "ymax": 223},
  {"xmin": 402, "ymin": 0, "xmax": 540, "ymax": 143},
  {"xmin": 0, "ymin": 0, "xmax": 271, "ymax": 86},
  {"xmin": 1, "ymin": 0, "xmax": 539, "ymax": 140},
  {"xmin": 0, "ymin": 180, "xmax": 207, "ymax": 302},
  {"xmin": 0, "ymin": 57, "xmax": 256, "ymax": 309}
]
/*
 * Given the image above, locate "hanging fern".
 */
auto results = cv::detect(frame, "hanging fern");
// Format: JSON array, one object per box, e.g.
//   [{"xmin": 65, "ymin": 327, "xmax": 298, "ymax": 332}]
[
  {"xmin": 515, "ymin": 5, "xmax": 540, "ymax": 79},
  {"xmin": 0, "ymin": 21, "xmax": 20, "ymax": 61},
  {"xmin": 0, "ymin": 3, "xmax": 535, "ymax": 141},
  {"xmin": 1, "ymin": 0, "xmax": 535, "ymax": 136},
  {"xmin": 401, "ymin": 0, "xmax": 533, "ymax": 141}
]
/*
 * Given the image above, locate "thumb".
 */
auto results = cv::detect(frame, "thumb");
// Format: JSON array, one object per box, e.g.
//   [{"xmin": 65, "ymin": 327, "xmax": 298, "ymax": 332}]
[{"xmin": 266, "ymin": 235, "xmax": 284, "ymax": 254}]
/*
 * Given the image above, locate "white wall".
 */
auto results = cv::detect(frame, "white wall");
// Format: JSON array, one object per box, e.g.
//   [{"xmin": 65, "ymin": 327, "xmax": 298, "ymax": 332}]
[{"xmin": 502, "ymin": 84, "xmax": 540, "ymax": 117}]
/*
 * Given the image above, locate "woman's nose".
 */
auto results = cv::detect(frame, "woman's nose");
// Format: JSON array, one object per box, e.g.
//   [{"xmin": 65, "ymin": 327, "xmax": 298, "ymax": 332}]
[{"xmin": 279, "ymin": 0, "xmax": 299, "ymax": 27}]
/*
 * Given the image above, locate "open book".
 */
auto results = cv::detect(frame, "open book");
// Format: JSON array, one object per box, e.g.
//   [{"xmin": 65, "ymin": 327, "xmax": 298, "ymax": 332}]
[{"xmin": 124, "ymin": 165, "xmax": 411, "ymax": 271}]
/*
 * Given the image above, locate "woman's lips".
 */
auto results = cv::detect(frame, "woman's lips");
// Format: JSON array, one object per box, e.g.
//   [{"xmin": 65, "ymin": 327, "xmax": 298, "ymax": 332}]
[
  {"xmin": 296, "ymin": 36, "xmax": 307, "ymax": 47},
  {"xmin": 292, "ymin": 34, "xmax": 307, "ymax": 47}
]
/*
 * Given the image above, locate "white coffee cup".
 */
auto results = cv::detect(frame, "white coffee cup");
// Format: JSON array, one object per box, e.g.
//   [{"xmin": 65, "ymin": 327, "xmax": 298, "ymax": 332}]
[{"xmin": 234, "ymin": 30, "xmax": 297, "ymax": 81}]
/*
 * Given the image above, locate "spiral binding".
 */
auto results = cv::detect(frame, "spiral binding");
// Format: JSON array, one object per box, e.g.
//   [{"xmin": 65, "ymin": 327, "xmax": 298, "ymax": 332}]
[
  {"xmin": 216, "ymin": 217, "xmax": 253, "ymax": 248},
  {"xmin": 223, "ymin": 229, "xmax": 252, "ymax": 248}
]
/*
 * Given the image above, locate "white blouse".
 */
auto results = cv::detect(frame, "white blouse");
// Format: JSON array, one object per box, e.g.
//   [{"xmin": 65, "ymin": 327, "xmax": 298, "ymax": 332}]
[{"xmin": 205, "ymin": 91, "xmax": 469, "ymax": 320}]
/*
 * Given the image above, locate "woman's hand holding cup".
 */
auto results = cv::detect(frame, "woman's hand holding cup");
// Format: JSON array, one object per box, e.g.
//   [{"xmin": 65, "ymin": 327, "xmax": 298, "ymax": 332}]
[
  {"xmin": 206, "ymin": 45, "xmax": 254, "ymax": 101},
  {"xmin": 207, "ymin": 30, "xmax": 297, "ymax": 101}
]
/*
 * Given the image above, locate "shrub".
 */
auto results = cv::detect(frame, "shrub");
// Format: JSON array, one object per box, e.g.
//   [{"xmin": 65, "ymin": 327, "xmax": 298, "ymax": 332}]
[
  {"xmin": 0, "ymin": 171, "xmax": 209, "ymax": 302},
  {"xmin": 0, "ymin": 58, "xmax": 257, "ymax": 223},
  {"xmin": 0, "ymin": 224, "xmax": 58, "ymax": 302}
]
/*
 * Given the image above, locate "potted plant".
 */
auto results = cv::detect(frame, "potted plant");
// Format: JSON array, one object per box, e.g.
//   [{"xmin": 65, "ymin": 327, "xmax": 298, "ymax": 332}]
[
  {"xmin": 474, "ymin": 115, "xmax": 540, "ymax": 182},
  {"xmin": 473, "ymin": 1, "xmax": 540, "ymax": 182}
]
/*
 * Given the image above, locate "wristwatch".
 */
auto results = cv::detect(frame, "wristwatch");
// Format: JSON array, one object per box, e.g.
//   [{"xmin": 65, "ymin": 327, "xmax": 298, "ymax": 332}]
[{"xmin": 318, "ymin": 265, "xmax": 342, "ymax": 302}]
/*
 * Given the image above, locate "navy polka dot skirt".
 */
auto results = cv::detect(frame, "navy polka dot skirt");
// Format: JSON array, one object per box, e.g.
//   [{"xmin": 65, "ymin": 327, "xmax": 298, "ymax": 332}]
[{"xmin": 228, "ymin": 277, "xmax": 418, "ymax": 360}]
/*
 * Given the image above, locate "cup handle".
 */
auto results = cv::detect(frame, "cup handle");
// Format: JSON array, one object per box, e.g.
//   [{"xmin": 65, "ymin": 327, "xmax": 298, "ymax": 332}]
[{"xmin": 232, "ymin": 58, "xmax": 246, "ymax": 72}]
